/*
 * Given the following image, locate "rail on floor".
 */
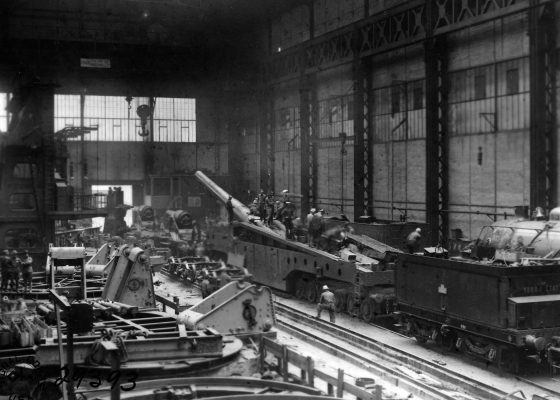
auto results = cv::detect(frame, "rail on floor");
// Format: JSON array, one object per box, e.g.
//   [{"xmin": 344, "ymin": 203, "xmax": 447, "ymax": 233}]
[
  {"xmin": 260, "ymin": 336, "xmax": 383, "ymax": 400},
  {"xmin": 155, "ymin": 294, "xmax": 190, "ymax": 314}
]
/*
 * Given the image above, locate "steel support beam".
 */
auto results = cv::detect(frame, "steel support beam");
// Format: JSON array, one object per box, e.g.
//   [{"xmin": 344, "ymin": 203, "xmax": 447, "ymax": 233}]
[
  {"xmin": 299, "ymin": 74, "xmax": 317, "ymax": 218},
  {"xmin": 259, "ymin": 93, "xmax": 274, "ymax": 193},
  {"xmin": 425, "ymin": 0, "xmax": 449, "ymax": 245},
  {"xmin": 529, "ymin": 0, "xmax": 557, "ymax": 212},
  {"xmin": 267, "ymin": 0, "xmax": 530, "ymax": 82},
  {"xmin": 353, "ymin": 39, "xmax": 373, "ymax": 219}
]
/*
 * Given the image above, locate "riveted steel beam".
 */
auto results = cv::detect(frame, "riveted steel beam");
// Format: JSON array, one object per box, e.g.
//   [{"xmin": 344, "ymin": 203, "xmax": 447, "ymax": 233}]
[
  {"xmin": 529, "ymin": 0, "xmax": 557, "ymax": 212},
  {"xmin": 299, "ymin": 73, "xmax": 317, "ymax": 217},
  {"xmin": 259, "ymin": 92, "xmax": 274, "ymax": 193},
  {"xmin": 353, "ymin": 35, "xmax": 373, "ymax": 219},
  {"xmin": 425, "ymin": 0, "xmax": 449, "ymax": 246}
]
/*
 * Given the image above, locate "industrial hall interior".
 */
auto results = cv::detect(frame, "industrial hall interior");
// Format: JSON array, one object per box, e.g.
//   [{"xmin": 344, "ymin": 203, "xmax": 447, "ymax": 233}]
[{"xmin": 1, "ymin": 1, "xmax": 560, "ymax": 400}]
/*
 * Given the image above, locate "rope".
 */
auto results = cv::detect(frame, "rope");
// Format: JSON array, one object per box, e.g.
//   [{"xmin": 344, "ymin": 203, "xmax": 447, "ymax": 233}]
[{"xmin": 85, "ymin": 328, "xmax": 128, "ymax": 366}]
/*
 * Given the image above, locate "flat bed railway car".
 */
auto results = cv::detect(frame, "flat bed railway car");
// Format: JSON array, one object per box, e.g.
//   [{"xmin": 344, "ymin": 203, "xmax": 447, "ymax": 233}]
[{"xmin": 396, "ymin": 253, "xmax": 560, "ymax": 372}]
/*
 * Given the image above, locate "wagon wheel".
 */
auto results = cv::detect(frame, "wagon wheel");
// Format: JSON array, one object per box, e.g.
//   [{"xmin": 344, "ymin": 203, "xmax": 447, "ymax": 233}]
[
  {"xmin": 500, "ymin": 348, "xmax": 520, "ymax": 374},
  {"xmin": 441, "ymin": 330, "xmax": 457, "ymax": 352},
  {"xmin": 346, "ymin": 295, "xmax": 356, "ymax": 314},
  {"xmin": 295, "ymin": 279, "xmax": 306, "ymax": 300},
  {"xmin": 305, "ymin": 281, "xmax": 318, "ymax": 303},
  {"xmin": 360, "ymin": 298, "xmax": 376, "ymax": 322},
  {"xmin": 334, "ymin": 292, "xmax": 346, "ymax": 313},
  {"xmin": 414, "ymin": 335, "xmax": 428, "ymax": 344}
]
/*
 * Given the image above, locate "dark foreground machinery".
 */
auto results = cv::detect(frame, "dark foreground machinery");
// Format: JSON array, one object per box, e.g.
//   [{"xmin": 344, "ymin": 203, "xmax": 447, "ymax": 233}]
[
  {"xmin": 396, "ymin": 218, "xmax": 560, "ymax": 373},
  {"xmin": 83, "ymin": 376, "xmax": 333, "ymax": 400},
  {"xmin": 195, "ymin": 171, "xmax": 400, "ymax": 322}
]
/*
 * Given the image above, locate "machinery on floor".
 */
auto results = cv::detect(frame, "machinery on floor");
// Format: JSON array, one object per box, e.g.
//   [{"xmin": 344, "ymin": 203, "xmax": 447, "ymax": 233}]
[
  {"xmin": 80, "ymin": 376, "xmax": 333, "ymax": 400},
  {"xmin": 0, "ymin": 243, "xmax": 245, "ymax": 399},
  {"xmin": 179, "ymin": 280, "xmax": 275, "ymax": 336},
  {"xmin": 162, "ymin": 254, "xmax": 249, "ymax": 294},
  {"xmin": 102, "ymin": 245, "xmax": 160, "ymax": 308}
]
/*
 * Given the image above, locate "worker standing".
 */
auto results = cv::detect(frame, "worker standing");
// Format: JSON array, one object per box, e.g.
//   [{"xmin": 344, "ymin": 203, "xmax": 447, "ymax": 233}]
[
  {"xmin": 0, "ymin": 250, "xmax": 10, "ymax": 292},
  {"xmin": 316, "ymin": 285, "xmax": 336, "ymax": 323},
  {"xmin": 406, "ymin": 228, "xmax": 422, "ymax": 254},
  {"xmin": 281, "ymin": 202, "xmax": 294, "ymax": 240},
  {"xmin": 217, "ymin": 263, "xmax": 232, "ymax": 288},
  {"xmin": 9, "ymin": 250, "xmax": 21, "ymax": 292},
  {"xmin": 266, "ymin": 192, "xmax": 276, "ymax": 226},
  {"xmin": 308, "ymin": 209, "xmax": 324, "ymax": 248},
  {"xmin": 21, "ymin": 251, "xmax": 33, "ymax": 293},
  {"xmin": 191, "ymin": 219, "xmax": 202, "ymax": 242},
  {"xmin": 200, "ymin": 268, "xmax": 211, "ymax": 298},
  {"xmin": 257, "ymin": 190, "xmax": 267, "ymax": 222},
  {"xmin": 226, "ymin": 196, "xmax": 234, "ymax": 224},
  {"xmin": 306, "ymin": 208, "xmax": 316, "ymax": 229}
]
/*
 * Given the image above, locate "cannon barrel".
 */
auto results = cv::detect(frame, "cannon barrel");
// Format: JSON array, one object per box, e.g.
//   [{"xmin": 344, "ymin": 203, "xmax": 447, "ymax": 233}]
[
  {"xmin": 194, "ymin": 171, "xmax": 264, "ymax": 227},
  {"xmin": 132, "ymin": 205, "xmax": 154, "ymax": 221},
  {"xmin": 166, "ymin": 210, "xmax": 193, "ymax": 229}
]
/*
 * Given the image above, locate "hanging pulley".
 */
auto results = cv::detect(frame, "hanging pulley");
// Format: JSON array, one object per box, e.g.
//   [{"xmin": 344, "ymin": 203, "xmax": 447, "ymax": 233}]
[{"xmin": 137, "ymin": 104, "xmax": 151, "ymax": 137}]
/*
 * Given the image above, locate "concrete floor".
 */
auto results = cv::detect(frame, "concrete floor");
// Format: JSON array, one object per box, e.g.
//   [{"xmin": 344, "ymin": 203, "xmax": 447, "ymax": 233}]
[
  {"xmin": 153, "ymin": 272, "xmax": 560, "ymax": 399},
  {"xmin": 275, "ymin": 295, "xmax": 560, "ymax": 399}
]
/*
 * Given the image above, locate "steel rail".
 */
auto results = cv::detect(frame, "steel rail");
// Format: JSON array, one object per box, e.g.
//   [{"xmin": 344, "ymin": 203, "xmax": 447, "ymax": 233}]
[
  {"xmin": 275, "ymin": 312, "xmax": 458, "ymax": 400},
  {"xmin": 274, "ymin": 302, "xmax": 537, "ymax": 400}
]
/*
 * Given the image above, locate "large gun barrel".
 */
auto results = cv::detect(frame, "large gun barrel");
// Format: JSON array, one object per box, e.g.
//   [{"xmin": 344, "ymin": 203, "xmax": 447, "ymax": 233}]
[
  {"xmin": 132, "ymin": 205, "xmax": 154, "ymax": 221},
  {"xmin": 166, "ymin": 210, "xmax": 193, "ymax": 229},
  {"xmin": 194, "ymin": 171, "xmax": 262, "ymax": 226}
]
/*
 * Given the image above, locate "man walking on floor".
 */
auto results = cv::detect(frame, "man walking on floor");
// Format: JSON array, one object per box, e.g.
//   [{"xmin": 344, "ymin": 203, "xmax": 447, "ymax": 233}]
[{"xmin": 316, "ymin": 284, "xmax": 336, "ymax": 323}]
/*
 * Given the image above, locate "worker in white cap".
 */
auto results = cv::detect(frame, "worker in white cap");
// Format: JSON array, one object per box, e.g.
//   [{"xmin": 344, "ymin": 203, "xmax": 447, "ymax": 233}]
[
  {"xmin": 316, "ymin": 284, "xmax": 336, "ymax": 323},
  {"xmin": 217, "ymin": 262, "xmax": 232, "ymax": 288},
  {"xmin": 406, "ymin": 227, "xmax": 422, "ymax": 254}
]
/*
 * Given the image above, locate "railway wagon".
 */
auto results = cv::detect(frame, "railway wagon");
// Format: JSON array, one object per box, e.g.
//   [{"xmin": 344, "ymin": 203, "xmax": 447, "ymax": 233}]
[
  {"xmin": 395, "ymin": 253, "xmax": 560, "ymax": 371},
  {"xmin": 207, "ymin": 221, "xmax": 396, "ymax": 320},
  {"xmin": 196, "ymin": 170, "xmax": 397, "ymax": 320}
]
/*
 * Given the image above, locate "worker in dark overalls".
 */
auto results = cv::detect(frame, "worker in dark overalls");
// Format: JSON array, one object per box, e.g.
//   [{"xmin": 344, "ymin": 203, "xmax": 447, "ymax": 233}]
[
  {"xmin": 21, "ymin": 251, "xmax": 33, "ymax": 293},
  {"xmin": 0, "ymin": 250, "xmax": 10, "ymax": 292},
  {"xmin": 316, "ymin": 285, "xmax": 336, "ymax": 323},
  {"xmin": 217, "ymin": 263, "xmax": 232, "ymax": 288},
  {"xmin": 266, "ymin": 192, "xmax": 276, "ymax": 226},
  {"xmin": 199, "ymin": 268, "xmax": 211, "ymax": 298},
  {"xmin": 8, "ymin": 250, "xmax": 21, "ymax": 292},
  {"xmin": 257, "ymin": 190, "xmax": 267, "ymax": 222},
  {"xmin": 226, "ymin": 196, "xmax": 234, "ymax": 224}
]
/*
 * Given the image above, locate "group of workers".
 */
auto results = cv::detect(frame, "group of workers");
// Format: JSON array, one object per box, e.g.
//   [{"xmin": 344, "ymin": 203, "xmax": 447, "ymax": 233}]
[
  {"xmin": 251, "ymin": 190, "xmax": 281, "ymax": 227},
  {"xmin": 0, "ymin": 249, "xmax": 33, "ymax": 293},
  {"xmin": 243, "ymin": 190, "xmax": 297, "ymax": 239}
]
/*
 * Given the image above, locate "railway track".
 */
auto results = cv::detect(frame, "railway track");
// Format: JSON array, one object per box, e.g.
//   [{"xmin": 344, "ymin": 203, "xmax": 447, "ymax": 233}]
[
  {"xmin": 156, "ymin": 268, "xmax": 559, "ymax": 398},
  {"xmin": 274, "ymin": 302, "xmax": 559, "ymax": 400}
]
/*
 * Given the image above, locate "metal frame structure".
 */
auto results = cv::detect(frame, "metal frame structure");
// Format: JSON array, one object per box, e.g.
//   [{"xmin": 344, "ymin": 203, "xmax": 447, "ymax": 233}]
[
  {"xmin": 259, "ymin": 94, "xmax": 275, "ymax": 193},
  {"xmin": 299, "ymin": 73, "xmax": 317, "ymax": 217},
  {"xmin": 425, "ymin": 0, "xmax": 449, "ymax": 245},
  {"xmin": 266, "ymin": 0, "xmax": 528, "ymax": 81},
  {"xmin": 352, "ymin": 46, "xmax": 373, "ymax": 218},
  {"xmin": 262, "ymin": 0, "xmax": 552, "ymax": 242},
  {"xmin": 529, "ymin": 0, "xmax": 557, "ymax": 213}
]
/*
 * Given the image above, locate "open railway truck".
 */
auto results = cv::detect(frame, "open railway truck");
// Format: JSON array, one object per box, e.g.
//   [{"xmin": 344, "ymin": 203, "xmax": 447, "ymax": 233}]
[{"xmin": 396, "ymin": 218, "xmax": 560, "ymax": 373}]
